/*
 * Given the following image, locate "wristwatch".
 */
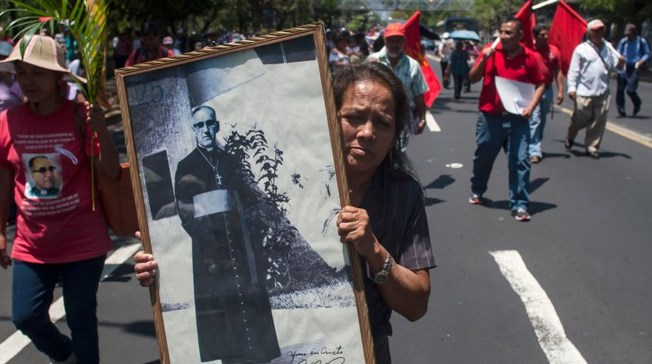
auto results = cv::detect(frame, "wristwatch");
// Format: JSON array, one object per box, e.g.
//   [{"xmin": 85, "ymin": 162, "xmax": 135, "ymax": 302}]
[{"xmin": 372, "ymin": 254, "xmax": 394, "ymax": 285}]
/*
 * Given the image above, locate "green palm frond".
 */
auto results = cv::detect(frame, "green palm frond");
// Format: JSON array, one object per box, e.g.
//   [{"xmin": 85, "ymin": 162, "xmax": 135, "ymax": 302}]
[{"xmin": 0, "ymin": 0, "xmax": 109, "ymax": 105}]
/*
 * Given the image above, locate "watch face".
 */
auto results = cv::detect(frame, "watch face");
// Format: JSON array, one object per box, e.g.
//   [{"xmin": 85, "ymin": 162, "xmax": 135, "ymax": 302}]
[{"xmin": 374, "ymin": 271, "xmax": 388, "ymax": 284}]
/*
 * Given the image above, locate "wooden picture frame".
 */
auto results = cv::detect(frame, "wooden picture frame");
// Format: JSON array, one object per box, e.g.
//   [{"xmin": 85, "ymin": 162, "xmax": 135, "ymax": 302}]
[{"xmin": 114, "ymin": 23, "xmax": 374, "ymax": 364}]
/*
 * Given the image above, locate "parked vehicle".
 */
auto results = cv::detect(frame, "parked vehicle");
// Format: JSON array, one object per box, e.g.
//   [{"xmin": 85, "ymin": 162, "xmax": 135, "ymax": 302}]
[{"xmin": 421, "ymin": 38, "xmax": 436, "ymax": 51}]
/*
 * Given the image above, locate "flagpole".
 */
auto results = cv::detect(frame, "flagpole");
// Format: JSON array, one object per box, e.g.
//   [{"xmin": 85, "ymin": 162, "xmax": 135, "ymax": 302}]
[
  {"xmin": 604, "ymin": 40, "xmax": 622, "ymax": 58},
  {"xmin": 491, "ymin": 37, "xmax": 500, "ymax": 49},
  {"xmin": 532, "ymin": 0, "xmax": 558, "ymax": 10}
]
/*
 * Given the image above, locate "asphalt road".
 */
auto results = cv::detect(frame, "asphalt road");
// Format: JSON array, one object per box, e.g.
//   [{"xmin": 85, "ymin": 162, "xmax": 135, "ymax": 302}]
[
  {"xmin": 1, "ymin": 56, "xmax": 651, "ymax": 363},
  {"xmin": 392, "ymin": 56, "xmax": 652, "ymax": 364}
]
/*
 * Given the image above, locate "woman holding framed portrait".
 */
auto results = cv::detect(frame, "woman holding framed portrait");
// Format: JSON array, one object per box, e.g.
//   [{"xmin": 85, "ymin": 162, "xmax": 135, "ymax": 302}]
[{"xmin": 135, "ymin": 61, "xmax": 436, "ymax": 364}]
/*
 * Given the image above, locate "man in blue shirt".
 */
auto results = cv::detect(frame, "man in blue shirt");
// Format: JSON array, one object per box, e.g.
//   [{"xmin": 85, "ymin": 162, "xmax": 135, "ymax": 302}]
[{"xmin": 616, "ymin": 23, "xmax": 650, "ymax": 117}]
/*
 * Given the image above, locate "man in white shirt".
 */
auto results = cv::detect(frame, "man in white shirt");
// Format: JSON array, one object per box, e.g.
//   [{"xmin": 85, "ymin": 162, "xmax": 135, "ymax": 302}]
[
  {"xmin": 565, "ymin": 19, "xmax": 624, "ymax": 159},
  {"xmin": 438, "ymin": 32, "xmax": 454, "ymax": 88}
]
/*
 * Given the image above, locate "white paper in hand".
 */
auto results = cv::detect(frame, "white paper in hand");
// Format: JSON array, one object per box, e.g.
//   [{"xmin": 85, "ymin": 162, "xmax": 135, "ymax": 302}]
[{"xmin": 495, "ymin": 76, "xmax": 535, "ymax": 115}]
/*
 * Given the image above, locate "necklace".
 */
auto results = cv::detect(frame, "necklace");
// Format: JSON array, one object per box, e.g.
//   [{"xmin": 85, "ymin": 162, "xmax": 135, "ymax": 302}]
[{"xmin": 197, "ymin": 148, "xmax": 223, "ymax": 186}]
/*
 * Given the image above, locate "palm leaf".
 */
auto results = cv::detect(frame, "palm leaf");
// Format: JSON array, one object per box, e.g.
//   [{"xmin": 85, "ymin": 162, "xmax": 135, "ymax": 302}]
[{"xmin": 0, "ymin": 0, "xmax": 109, "ymax": 106}]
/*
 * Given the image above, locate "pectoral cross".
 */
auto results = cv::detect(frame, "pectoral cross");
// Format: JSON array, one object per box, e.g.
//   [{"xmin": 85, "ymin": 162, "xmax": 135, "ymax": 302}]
[{"xmin": 215, "ymin": 171, "xmax": 223, "ymax": 186}]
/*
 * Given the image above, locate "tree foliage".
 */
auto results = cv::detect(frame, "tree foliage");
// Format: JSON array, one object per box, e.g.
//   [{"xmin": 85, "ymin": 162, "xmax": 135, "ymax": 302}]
[
  {"xmin": 104, "ymin": 0, "xmax": 344, "ymax": 38},
  {"xmin": 470, "ymin": 0, "xmax": 528, "ymax": 32},
  {"xmin": 579, "ymin": 0, "xmax": 652, "ymax": 26},
  {"xmin": 3, "ymin": 1, "xmax": 650, "ymax": 45},
  {"xmin": 0, "ymin": 0, "xmax": 343, "ymax": 39},
  {"xmin": 468, "ymin": 0, "xmax": 652, "ymax": 38}
]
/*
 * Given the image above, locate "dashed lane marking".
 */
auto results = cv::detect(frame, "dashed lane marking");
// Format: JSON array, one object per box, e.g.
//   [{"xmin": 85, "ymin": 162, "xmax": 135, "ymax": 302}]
[
  {"xmin": 490, "ymin": 250, "xmax": 588, "ymax": 364},
  {"xmin": 426, "ymin": 111, "xmax": 441, "ymax": 132}
]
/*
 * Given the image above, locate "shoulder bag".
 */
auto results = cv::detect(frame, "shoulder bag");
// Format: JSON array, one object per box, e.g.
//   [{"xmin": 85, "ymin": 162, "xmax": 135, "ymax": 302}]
[{"xmin": 76, "ymin": 105, "xmax": 139, "ymax": 237}]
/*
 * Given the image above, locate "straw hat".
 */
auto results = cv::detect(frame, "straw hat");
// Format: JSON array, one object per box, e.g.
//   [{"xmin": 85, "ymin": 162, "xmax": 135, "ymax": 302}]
[{"xmin": 0, "ymin": 34, "xmax": 73, "ymax": 77}]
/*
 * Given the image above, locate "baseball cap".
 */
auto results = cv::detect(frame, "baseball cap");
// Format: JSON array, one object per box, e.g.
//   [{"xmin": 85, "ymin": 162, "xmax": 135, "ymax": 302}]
[
  {"xmin": 587, "ymin": 19, "xmax": 605, "ymax": 31},
  {"xmin": 0, "ymin": 35, "xmax": 76, "ymax": 77},
  {"xmin": 624, "ymin": 23, "xmax": 637, "ymax": 35},
  {"xmin": 384, "ymin": 22, "xmax": 405, "ymax": 38},
  {"xmin": 162, "ymin": 36, "xmax": 173, "ymax": 46}
]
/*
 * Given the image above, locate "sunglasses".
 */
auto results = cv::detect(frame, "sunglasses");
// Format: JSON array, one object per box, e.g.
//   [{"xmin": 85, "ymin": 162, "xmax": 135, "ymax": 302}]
[
  {"xmin": 193, "ymin": 120, "xmax": 218, "ymax": 129},
  {"xmin": 32, "ymin": 166, "xmax": 56, "ymax": 174}
]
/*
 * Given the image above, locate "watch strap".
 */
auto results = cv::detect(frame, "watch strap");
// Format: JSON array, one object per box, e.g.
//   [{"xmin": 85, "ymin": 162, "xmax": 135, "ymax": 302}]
[{"xmin": 372, "ymin": 253, "xmax": 394, "ymax": 284}]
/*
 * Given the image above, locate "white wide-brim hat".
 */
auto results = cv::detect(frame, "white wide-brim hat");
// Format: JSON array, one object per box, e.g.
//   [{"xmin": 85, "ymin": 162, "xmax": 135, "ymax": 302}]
[{"xmin": 0, "ymin": 34, "xmax": 84, "ymax": 83}]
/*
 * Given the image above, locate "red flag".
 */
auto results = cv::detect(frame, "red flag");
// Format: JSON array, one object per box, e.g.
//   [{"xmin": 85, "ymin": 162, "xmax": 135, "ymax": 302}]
[
  {"xmin": 549, "ymin": 0, "xmax": 587, "ymax": 76},
  {"xmin": 515, "ymin": 0, "xmax": 535, "ymax": 49},
  {"xmin": 402, "ymin": 11, "xmax": 440, "ymax": 107}
]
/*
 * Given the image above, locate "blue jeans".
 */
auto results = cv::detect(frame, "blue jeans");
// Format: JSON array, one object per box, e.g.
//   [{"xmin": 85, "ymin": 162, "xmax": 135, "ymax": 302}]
[
  {"xmin": 471, "ymin": 112, "xmax": 531, "ymax": 211},
  {"xmin": 528, "ymin": 87, "xmax": 553, "ymax": 158},
  {"xmin": 398, "ymin": 107, "xmax": 419, "ymax": 153},
  {"xmin": 616, "ymin": 64, "xmax": 641, "ymax": 112},
  {"xmin": 453, "ymin": 73, "xmax": 465, "ymax": 99},
  {"xmin": 12, "ymin": 255, "xmax": 106, "ymax": 363}
]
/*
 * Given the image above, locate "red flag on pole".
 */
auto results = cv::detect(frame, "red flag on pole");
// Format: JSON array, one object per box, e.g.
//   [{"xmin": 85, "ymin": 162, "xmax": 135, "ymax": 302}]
[
  {"xmin": 515, "ymin": 0, "xmax": 535, "ymax": 49},
  {"xmin": 549, "ymin": 0, "xmax": 587, "ymax": 76},
  {"xmin": 402, "ymin": 10, "xmax": 440, "ymax": 107}
]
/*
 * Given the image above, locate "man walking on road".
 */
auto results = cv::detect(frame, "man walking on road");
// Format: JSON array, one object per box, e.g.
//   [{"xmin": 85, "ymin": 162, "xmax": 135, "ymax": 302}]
[
  {"xmin": 368, "ymin": 22, "xmax": 429, "ymax": 153},
  {"xmin": 439, "ymin": 32, "xmax": 453, "ymax": 88},
  {"xmin": 125, "ymin": 22, "xmax": 174, "ymax": 67},
  {"xmin": 467, "ymin": 18, "xmax": 545, "ymax": 222},
  {"xmin": 565, "ymin": 19, "xmax": 625, "ymax": 159},
  {"xmin": 616, "ymin": 23, "xmax": 650, "ymax": 117},
  {"xmin": 447, "ymin": 40, "xmax": 470, "ymax": 100},
  {"xmin": 529, "ymin": 24, "xmax": 564, "ymax": 164}
]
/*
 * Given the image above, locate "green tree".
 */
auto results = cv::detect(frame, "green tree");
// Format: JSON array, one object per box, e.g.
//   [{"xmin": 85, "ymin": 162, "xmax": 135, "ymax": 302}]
[
  {"xmin": 580, "ymin": 0, "xmax": 652, "ymax": 27},
  {"xmin": 469, "ymin": 0, "xmax": 523, "ymax": 32}
]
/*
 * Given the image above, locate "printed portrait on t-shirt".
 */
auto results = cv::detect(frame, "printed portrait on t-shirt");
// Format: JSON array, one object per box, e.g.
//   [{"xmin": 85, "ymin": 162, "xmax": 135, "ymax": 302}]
[{"xmin": 23, "ymin": 153, "xmax": 62, "ymax": 199}]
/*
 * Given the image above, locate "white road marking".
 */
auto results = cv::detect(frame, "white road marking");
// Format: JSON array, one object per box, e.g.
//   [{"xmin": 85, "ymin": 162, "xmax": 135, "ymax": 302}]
[
  {"xmin": 0, "ymin": 242, "xmax": 142, "ymax": 363},
  {"xmin": 490, "ymin": 250, "xmax": 587, "ymax": 364},
  {"xmin": 423, "ymin": 53, "xmax": 442, "ymax": 133},
  {"xmin": 426, "ymin": 111, "xmax": 441, "ymax": 132},
  {"xmin": 554, "ymin": 105, "xmax": 652, "ymax": 149}
]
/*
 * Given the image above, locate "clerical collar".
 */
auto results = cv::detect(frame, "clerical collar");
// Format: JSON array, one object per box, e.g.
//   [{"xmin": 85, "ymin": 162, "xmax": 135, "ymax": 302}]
[{"xmin": 198, "ymin": 146, "xmax": 218, "ymax": 156}]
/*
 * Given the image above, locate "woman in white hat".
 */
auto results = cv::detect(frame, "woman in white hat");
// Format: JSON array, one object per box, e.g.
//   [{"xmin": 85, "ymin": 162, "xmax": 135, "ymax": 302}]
[{"xmin": 0, "ymin": 34, "xmax": 119, "ymax": 363}]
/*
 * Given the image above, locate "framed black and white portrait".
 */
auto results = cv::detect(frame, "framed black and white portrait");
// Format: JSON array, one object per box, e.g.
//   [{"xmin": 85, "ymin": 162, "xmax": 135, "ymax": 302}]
[{"xmin": 115, "ymin": 23, "xmax": 374, "ymax": 364}]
